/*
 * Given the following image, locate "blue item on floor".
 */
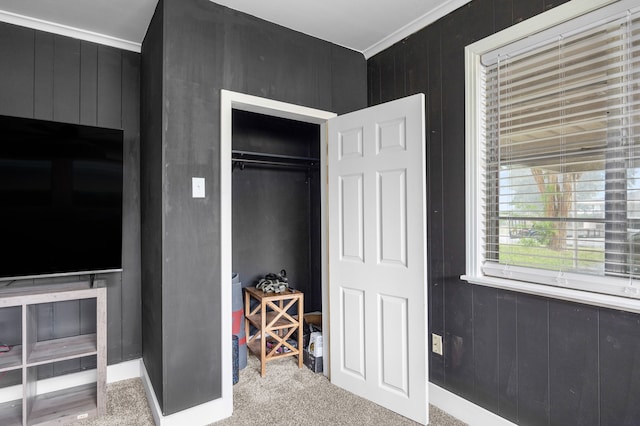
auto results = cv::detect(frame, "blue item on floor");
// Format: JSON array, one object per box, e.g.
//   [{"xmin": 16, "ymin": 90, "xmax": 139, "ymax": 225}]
[{"xmin": 232, "ymin": 335, "xmax": 239, "ymax": 385}]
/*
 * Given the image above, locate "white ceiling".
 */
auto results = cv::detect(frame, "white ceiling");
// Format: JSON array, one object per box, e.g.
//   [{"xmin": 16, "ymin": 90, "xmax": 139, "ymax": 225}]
[
  {"xmin": 211, "ymin": 0, "xmax": 471, "ymax": 57},
  {"xmin": 0, "ymin": 0, "xmax": 470, "ymax": 57}
]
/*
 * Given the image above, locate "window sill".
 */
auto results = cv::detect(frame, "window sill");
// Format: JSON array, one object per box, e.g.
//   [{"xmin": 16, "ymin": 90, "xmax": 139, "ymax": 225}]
[{"xmin": 461, "ymin": 274, "xmax": 640, "ymax": 314}]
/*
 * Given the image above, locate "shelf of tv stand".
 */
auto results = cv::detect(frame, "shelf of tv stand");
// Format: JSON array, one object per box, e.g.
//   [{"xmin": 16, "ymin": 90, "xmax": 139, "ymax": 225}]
[
  {"xmin": 0, "ymin": 384, "xmax": 98, "ymax": 426},
  {"xmin": 0, "ymin": 333, "xmax": 98, "ymax": 373},
  {"xmin": 0, "ymin": 398, "xmax": 21, "ymax": 426},
  {"xmin": 28, "ymin": 383, "xmax": 98, "ymax": 426},
  {"xmin": 27, "ymin": 334, "xmax": 97, "ymax": 366},
  {"xmin": 0, "ymin": 345, "xmax": 22, "ymax": 372}
]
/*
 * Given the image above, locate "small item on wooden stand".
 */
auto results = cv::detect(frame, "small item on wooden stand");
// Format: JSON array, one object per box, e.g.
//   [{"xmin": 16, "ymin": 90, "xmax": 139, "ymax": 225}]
[{"xmin": 255, "ymin": 269, "xmax": 289, "ymax": 293}]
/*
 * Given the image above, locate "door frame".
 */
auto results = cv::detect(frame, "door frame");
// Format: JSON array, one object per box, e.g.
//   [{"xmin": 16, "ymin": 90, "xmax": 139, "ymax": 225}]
[{"xmin": 220, "ymin": 89, "xmax": 336, "ymax": 409}]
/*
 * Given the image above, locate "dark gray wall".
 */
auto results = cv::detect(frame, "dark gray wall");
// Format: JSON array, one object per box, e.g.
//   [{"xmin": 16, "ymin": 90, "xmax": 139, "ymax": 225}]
[
  {"xmin": 140, "ymin": 0, "xmax": 366, "ymax": 415},
  {"xmin": 0, "ymin": 22, "xmax": 142, "ymax": 366},
  {"xmin": 140, "ymin": 0, "xmax": 165, "ymax": 408},
  {"xmin": 368, "ymin": 0, "xmax": 640, "ymax": 424}
]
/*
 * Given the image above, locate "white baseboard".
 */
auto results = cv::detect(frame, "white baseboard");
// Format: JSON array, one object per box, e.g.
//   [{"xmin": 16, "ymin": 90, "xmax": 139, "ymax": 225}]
[
  {"xmin": 107, "ymin": 358, "xmax": 142, "ymax": 383},
  {"xmin": 0, "ymin": 383, "xmax": 21, "ymax": 402},
  {"xmin": 0, "ymin": 358, "xmax": 513, "ymax": 426},
  {"xmin": 141, "ymin": 362, "xmax": 232, "ymax": 426},
  {"xmin": 0, "ymin": 357, "xmax": 232, "ymax": 425},
  {"xmin": 429, "ymin": 383, "xmax": 516, "ymax": 426},
  {"xmin": 0, "ymin": 370, "xmax": 98, "ymax": 402},
  {"xmin": 0, "ymin": 358, "xmax": 143, "ymax": 404}
]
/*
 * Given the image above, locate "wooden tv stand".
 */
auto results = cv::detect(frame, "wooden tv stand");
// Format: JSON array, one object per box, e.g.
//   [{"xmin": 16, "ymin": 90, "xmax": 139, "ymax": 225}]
[{"xmin": 0, "ymin": 283, "xmax": 106, "ymax": 426}]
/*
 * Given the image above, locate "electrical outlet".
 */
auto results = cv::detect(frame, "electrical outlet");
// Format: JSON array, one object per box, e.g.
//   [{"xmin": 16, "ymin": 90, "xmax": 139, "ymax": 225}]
[{"xmin": 432, "ymin": 333, "xmax": 443, "ymax": 356}]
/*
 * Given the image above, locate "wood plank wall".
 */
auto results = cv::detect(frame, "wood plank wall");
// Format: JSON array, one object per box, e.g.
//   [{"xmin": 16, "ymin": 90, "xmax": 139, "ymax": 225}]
[
  {"xmin": 0, "ymin": 22, "xmax": 142, "ymax": 370},
  {"xmin": 367, "ymin": 0, "xmax": 640, "ymax": 424}
]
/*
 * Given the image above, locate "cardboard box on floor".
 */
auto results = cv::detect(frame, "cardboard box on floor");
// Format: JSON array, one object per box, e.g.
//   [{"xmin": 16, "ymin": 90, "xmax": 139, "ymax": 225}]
[{"xmin": 304, "ymin": 312, "xmax": 321, "ymax": 327}]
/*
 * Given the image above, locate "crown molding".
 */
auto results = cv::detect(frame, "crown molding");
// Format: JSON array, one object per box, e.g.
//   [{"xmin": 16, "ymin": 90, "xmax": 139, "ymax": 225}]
[
  {"xmin": 0, "ymin": 10, "xmax": 141, "ymax": 53},
  {"xmin": 363, "ymin": 0, "xmax": 471, "ymax": 59}
]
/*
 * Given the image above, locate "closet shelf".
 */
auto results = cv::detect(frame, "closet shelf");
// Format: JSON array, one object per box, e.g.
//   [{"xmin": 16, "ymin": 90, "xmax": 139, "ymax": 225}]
[{"xmin": 232, "ymin": 150, "xmax": 319, "ymax": 170}]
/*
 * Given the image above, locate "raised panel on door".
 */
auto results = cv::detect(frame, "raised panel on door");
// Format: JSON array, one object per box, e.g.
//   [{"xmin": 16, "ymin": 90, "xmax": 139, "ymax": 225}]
[
  {"xmin": 379, "ymin": 294, "xmax": 409, "ymax": 395},
  {"xmin": 339, "ymin": 174, "xmax": 364, "ymax": 262},
  {"xmin": 341, "ymin": 287, "xmax": 366, "ymax": 378},
  {"xmin": 377, "ymin": 169, "xmax": 407, "ymax": 266}
]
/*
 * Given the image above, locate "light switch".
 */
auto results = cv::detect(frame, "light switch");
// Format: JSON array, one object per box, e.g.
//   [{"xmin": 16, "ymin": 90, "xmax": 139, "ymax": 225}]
[{"xmin": 192, "ymin": 177, "xmax": 205, "ymax": 198}]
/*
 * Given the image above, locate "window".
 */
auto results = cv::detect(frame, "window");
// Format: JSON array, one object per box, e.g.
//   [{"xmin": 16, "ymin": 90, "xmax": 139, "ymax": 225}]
[{"xmin": 465, "ymin": 0, "xmax": 640, "ymax": 310}]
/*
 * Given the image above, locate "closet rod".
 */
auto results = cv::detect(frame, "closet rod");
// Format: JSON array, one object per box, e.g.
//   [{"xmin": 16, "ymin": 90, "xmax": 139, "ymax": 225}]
[
  {"xmin": 232, "ymin": 149, "xmax": 319, "ymax": 162},
  {"xmin": 231, "ymin": 158, "xmax": 315, "ymax": 169},
  {"xmin": 231, "ymin": 149, "xmax": 319, "ymax": 169}
]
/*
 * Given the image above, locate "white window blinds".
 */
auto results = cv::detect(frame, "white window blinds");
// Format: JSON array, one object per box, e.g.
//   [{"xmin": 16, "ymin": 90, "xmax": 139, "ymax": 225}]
[{"xmin": 481, "ymin": 4, "xmax": 640, "ymax": 297}]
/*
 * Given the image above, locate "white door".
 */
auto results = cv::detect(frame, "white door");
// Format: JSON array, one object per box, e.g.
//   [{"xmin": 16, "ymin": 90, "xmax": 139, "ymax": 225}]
[{"xmin": 328, "ymin": 94, "xmax": 428, "ymax": 424}]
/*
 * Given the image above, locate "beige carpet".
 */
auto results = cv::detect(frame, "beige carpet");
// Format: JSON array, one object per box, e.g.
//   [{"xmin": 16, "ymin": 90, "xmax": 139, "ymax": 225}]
[{"xmin": 75, "ymin": 355, "xmax": 466, "ymax": 425}]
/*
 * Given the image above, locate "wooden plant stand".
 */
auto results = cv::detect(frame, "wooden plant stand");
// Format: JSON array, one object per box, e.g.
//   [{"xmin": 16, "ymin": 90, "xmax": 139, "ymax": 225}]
[{"xmin": 243, "ymin": 286, "xmax": 303, "ymax": 377}]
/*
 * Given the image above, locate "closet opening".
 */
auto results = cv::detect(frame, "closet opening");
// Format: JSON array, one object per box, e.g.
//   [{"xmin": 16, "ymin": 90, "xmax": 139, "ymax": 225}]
[
  {"xmin": 220, "ymin": 90, "xmax": 336, "ymax": 408},
  {"xmin": 231, "ymin": 109, "xmax": 322, "ymax": 313}
]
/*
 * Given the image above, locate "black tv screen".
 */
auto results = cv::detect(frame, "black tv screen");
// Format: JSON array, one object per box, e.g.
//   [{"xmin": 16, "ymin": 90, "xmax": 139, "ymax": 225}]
[{"xmin": 0, "ymin": 115, "xmax": 123, "ymax": 280}]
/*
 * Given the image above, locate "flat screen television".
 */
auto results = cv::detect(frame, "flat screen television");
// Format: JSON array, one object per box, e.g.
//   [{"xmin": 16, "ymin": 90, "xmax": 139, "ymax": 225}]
[{"xmin": 0, "ymin": 114, "xmax": 123, "ymax": 280}]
